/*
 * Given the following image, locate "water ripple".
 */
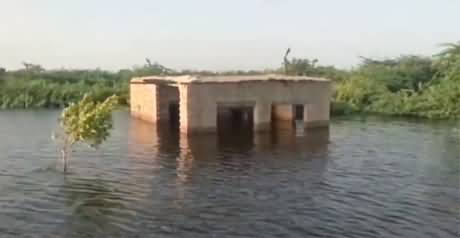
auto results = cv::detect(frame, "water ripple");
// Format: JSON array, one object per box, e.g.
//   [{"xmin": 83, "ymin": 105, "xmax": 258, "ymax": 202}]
[{"xmin": 0, "ymin": 111, "xmax": 458, "ymax": 238}]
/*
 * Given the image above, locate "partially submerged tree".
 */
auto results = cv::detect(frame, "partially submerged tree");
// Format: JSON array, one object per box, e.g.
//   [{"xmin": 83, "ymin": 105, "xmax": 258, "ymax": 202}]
[{"xmin": 53, "ymin": 94, "xmax": 118, "ymax": 172}]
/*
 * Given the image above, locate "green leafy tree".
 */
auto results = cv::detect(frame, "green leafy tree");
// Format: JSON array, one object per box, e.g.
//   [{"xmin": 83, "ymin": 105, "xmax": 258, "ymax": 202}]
[
  {"xmin": 434, "ymin": 42, "xmax": 460, "ymax": 71},
  {"xmin": 358, "ymin": 55, "xmax": 435, "ymax": 92},
  {"xmin": 53, "ymin": 94, "xmax": 118, "ymax": 172},
  {"xmin": 334, "ymin": 75, "xmax": 389, "ymax": 111},
  {"xmin": 22, "ymin": 62, "xmax": 44, "ymax": 72},
  {"xmin": 433, "ymin": 42, "xmax": 460, "ymax": 82}
]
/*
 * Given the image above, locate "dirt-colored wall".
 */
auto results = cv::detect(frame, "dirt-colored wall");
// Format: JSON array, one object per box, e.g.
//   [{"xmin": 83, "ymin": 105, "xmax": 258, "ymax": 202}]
[
  {"xmin": 179, "ymin": 81, "xmax": 331, "ymax": 133},
  {"xmin": 272, "ymin": 104, "xmax": 294, "ymax": 121},
  {"xmin": 131, "ymin": 80, "xmax": 331, "ymax": 133},
  {"xmin": 130, "ymin": 83, "xmax": 157, "ymax": 122}
]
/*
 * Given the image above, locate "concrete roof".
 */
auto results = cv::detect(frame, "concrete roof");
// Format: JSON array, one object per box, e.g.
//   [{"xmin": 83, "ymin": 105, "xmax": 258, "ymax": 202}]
[{"xmin": 130, "ymin": 74, "xmax": 330, "ymax": 85}]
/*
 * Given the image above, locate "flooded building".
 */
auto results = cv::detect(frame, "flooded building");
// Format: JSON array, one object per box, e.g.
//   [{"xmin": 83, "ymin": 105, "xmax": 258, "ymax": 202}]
[{"xmin": 130, "ymin": 75, "xmax": 331, "ymax": 134}]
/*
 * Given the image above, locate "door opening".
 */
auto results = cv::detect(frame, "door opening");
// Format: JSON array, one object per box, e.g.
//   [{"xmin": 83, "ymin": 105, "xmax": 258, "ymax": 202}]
[
  {"xmin": 169, "ymin": 101, "xmax": 180, "ymax": 127},
  {"xmin": 294, "ymin": 105, "xmax": 304, "ymax": 120}
]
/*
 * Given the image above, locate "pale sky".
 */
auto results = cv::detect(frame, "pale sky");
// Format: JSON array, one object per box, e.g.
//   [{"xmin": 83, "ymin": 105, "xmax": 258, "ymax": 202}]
[{"xmin": 1, "ymin": 0, "xmax": 459, "ymax": 71}]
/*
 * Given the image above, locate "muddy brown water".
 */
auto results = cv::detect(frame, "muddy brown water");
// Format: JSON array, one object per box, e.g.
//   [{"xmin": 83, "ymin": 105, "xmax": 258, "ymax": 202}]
[{"xmin": 0, "ymin": 110, "xmax": 458, "ymax": 238}]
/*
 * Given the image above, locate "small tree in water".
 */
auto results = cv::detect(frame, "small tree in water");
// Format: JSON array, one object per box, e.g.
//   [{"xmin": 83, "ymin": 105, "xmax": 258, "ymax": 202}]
[{"xmin": 54, "ymin": 94, "xmax": 118, "ymax": 172}]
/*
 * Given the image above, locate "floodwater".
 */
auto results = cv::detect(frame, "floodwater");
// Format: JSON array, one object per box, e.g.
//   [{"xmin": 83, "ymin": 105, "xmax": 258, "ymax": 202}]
[{"xmin": 0, "ymin": 110, "xmax": 459, "ymax": 238}]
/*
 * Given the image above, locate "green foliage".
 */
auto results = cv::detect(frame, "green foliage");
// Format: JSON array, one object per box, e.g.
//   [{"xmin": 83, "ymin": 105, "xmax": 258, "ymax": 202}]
[
  {"xmin": 55, "ymin": 94, "xmax": 118, "ymax": 172},
  {"xmin": 433, "ymin": 42, "xmax": 460, "ymax": 83},
  {"xmin": 60, "ymin": 94, "xmax": 119, "ymax": 148},
  {"xmin": 284, "ymin": 58, "xmax": 348, "ymax": 81},
  {"xmin": 411, "ymin": 79, "xmax": 460, "ymax": 118},
  {"xmin": 433, "ymin": 42, "xmax": 460, "ymax": 77},
  {"xmin": 1, "ymin": 43, "xmax": 459, "ymax": 121},
  {"xmin": 334, "ymin": 75, "xmax": 388, "ymax": 111},
  {"xmin": 0, "ymin": 68, "xmax": 132, "ymax": 109},
  {"xmin": 333, "ymin": 42, "xmax": 460, "ymax": 119},
  {"xmin": 0, "ymin": 67, "xmax": 5, "ymax": 80},
  {"xmin": 0, "ymin": 60, "xmax": 177, "ymax": 109},
  {"xmin": 357, "ymin": 55, "xmax": 435, "ymax": 92}
]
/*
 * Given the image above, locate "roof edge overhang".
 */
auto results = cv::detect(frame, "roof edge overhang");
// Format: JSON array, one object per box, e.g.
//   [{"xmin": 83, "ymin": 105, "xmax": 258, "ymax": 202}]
[{"xmin": 130, "ymin": 74, "xmax": 331, "ymax": 85}]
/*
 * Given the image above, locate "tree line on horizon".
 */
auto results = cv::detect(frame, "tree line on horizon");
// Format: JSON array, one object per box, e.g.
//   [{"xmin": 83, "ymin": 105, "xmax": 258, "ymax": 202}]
[
  {"xmin": 0, "ymin": 42, "xmax": 458, "ymax": 119},
  {"xmin": 332, "ymin": 42, "xmax": 460, "ymax": 119}
]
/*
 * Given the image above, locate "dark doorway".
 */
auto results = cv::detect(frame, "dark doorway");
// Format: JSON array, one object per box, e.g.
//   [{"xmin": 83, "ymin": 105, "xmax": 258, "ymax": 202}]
[
  {"xmin": 217, "ymin": 104, "xmax": 254, "ymax": 147},
  {"xmin": 294, "ymin": 105, "xmax": 304, "ymax": 120},
  {"xmin": 169, "ymin": 101, "xmax": 180, "ymax": 128},
  {"xmin": 217, "ymin": 104, "xmax": 254, "ymax": 132}
]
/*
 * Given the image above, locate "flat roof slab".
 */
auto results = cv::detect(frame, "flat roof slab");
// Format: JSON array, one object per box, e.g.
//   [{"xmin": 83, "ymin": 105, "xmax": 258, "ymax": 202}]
[{"xmin": 131, "ymin": 74, "xmax": 330, "ymax": 85}]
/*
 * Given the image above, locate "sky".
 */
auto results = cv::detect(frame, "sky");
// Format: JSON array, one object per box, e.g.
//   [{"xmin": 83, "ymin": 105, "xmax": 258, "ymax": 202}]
[{"xmin": 1, "ymin": 0, "xmax": 459, "ymax": 71}]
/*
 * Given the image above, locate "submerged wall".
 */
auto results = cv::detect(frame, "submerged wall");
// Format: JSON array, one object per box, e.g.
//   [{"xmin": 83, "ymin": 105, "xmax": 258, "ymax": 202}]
[
  {"xmin": 130, "ymin": 78, "xmax": 331, "ymax": 134},
  {"xmin": 179, "ymin": 80, "xmax": 331, "ymax": 133},
  {"xmin": 130, "ymin": 83, "xmax": 179, "ymax": 123},
  {"xmin": 130, "ymin": 83, "xmax": 157, "ymax": 122}
]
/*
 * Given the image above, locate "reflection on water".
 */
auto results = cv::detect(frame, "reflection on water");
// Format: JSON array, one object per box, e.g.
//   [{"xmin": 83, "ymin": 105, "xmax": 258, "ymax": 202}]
[
  {"xmin": 0, "ymin": 111, "xmax": 458, "ymax": 238},
  {"xmin": 59, "ymin": 177, "xmax": 127, "ymax": 237}
]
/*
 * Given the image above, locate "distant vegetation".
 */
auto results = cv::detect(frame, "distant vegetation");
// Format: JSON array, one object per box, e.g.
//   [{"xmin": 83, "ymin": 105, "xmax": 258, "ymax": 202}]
[
  {"xmin": 332, "ymin": 42, "xmax": 460, "ymax": 119},
  {"xmin": 0, "ymin": 42, "xmax": 459, "ymax": 119},
  {"xmin": 0, "ymin": 64, "xmax": 126, "ymax": 108},
  {"xmin": 0, "ymin": 59, "xmax": 269, "ymax": 109}
]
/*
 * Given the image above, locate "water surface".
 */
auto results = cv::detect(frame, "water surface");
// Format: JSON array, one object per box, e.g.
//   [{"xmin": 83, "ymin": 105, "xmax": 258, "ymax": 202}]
[{"xmin": 0, "ymin": 111, "xmax": 459, "ymax": 237}]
